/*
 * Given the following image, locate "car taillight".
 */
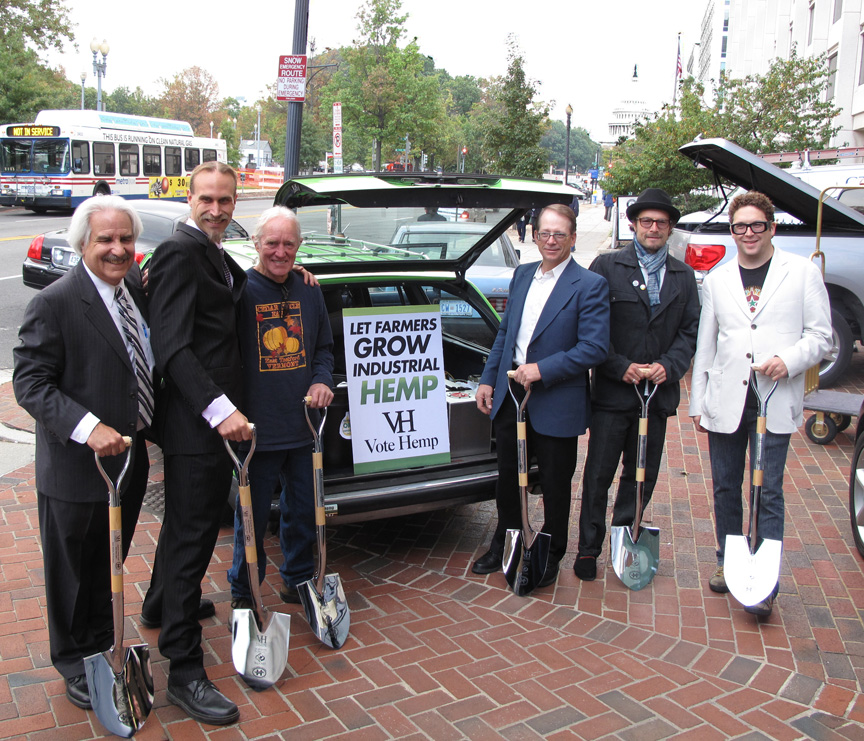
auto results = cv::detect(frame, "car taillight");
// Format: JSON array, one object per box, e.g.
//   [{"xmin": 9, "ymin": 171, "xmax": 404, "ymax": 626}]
[
  {"xmin": 134, "ymin": 252, "xmax": 144, "ymax": 264},
  {"xmin": 27, "ymin": 234, "xmax": 45, "ymax": 260},
  {"xmin": 490, "ymin": 297, "xmax": 508, "ymax": 313},
  {"xmin": 685, "ymin": 243, "xmax": 725, "ymax": 271},
  {"xmin": 458, "ymin": 210, "xmax": 469, "ymax": 220}
]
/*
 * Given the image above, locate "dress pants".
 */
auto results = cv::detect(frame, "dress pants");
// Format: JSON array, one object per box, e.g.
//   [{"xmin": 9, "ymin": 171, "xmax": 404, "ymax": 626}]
[
  {"xmin": 488, "ymin": 395, "xmax": 579, "ymax": 563},
  {"xmin": 142, "ymin": 449, "xmax": 232, "ymax": 685},
  {"xmin": 577, "ymin": 408, "xmax": 667, "ymax": 558},
  {"xmin": 39, "ymin": 432, "xmax": 148, "ymax": 679}
]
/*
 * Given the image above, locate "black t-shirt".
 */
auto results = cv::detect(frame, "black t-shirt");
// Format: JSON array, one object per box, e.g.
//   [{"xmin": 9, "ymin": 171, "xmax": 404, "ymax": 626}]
[{"xmin": 740, "ymin": 257, "xmax": 772, "ymax": 408}]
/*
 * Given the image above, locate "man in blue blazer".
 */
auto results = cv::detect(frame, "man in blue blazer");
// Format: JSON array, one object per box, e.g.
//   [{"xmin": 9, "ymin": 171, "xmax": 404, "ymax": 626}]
[{"xmin": 473, "ymin": 204, "xmax": 610, "ymax": 587}]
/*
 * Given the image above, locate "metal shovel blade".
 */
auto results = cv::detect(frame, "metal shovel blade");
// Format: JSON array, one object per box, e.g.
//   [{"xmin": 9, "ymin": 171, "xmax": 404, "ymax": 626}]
[
  {"xmin": 723, "ymin": 534, "xmax": 782, "ymax": 606},
  {"xmin": 231, "ymin": 608, "xmax": 291, "ymax": 689},
  {"xmin": 610, "ymin": 524, "xmax": 660, "ymax": 591},
  {"xmin": 84, "ymin": 645, "xmax": 153, "ymax": 738},
  {"xmin": 297, "ymin": 573, "xmax": 350, "ymax": 649},
  {"xmin": 502, "ymin": 527, "xmax": 551, "ymax": 597}
]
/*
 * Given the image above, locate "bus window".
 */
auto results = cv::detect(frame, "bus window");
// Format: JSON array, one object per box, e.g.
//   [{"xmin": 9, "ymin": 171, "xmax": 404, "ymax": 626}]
[
  {"xmin": 33, "ymin": 139, "xmax": 70, "ymax": 173},
  {"xmin": 72, "ymin": 141, "xmax": 90, "ymax": 174},
  {"xmin": 119, "ymin": 144, "xmax": 139, "ymax": 176},
  {"xmin": 165, "ymin": 146, "xmax": 181, "ymax": 176},
  {"xmin": 185, "ymin": 148, "xmax": 200, "ymax": 171},
  {"xmin": 143, "ymin": 145, "xmax": 161, "ymax": 176},
  {"xmin": 93, "ymin": 143, "xmax": 115, "ymax": 176},
  {"xmin": 2, "ymin": 140, "xmax": 31, "ymax": 172},
  {"xmin": 202, "ymin": 149, "xmax": 217, "ymax": 162}
]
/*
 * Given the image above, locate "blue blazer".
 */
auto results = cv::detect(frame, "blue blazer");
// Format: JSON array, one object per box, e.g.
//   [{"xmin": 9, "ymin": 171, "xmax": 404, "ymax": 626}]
[{"xmin": 480, "ymin": 259, "xmax": 610, "ymax": 437}]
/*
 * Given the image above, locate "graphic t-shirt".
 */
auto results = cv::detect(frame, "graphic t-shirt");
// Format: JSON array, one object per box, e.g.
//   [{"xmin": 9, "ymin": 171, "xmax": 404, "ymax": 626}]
[{"xmin": 237, "ymin": 269, "xmax": 334, "ymax": 450}]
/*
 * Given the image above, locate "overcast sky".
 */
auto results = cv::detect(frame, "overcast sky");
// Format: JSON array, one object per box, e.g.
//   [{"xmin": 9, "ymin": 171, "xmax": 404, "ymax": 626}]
[{"xmin": 47, "ymin": 0, "xmax": 706, "ymax": 143}]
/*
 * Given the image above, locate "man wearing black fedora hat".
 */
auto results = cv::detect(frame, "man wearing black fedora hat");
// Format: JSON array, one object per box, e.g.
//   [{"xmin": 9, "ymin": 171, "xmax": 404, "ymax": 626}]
[{"xmin": 573, "ymin": 188, "xmax": 700, "ymax": 580}]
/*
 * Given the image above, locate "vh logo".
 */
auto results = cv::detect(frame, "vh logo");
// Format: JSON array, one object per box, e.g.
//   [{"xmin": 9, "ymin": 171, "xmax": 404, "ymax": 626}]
[{"xmin": 382, "ymin": 409, "xmax": 416, "ymax": 434}]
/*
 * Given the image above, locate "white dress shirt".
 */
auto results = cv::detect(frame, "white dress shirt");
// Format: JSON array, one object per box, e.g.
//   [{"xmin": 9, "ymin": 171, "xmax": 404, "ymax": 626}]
[{"xmin": 514, "ymin": 257, "xmax": 572, "ymax": 365}]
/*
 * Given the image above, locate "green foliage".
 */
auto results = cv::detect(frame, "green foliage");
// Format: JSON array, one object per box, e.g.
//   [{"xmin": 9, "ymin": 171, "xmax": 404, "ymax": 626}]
[
  {"xmin": 1, "ymin": 0, "xmax": 74, "ymax": 52},
  {"xmin": 157, "ymin": 66, "xmax": 222, "ymax": 135},
  {"xmin": 0, "ymin": 33, "xmax": 73, "ymax": 123},
  {"xmin": 540, "ymin": 120, "xmax": 601, "ymax": 172},
  {"xmin": 482, "ymin": 37, "xmax": 548, "ymax": 177},
  {"xmin": 601, "ymin": 50, "xmax": 842, "ymax": 206}
]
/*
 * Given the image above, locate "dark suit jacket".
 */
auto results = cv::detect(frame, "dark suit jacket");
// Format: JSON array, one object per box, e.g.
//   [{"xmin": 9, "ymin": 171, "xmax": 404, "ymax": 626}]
[
  {"xmin": 148, "ymin": 223, "xmax": 247, "ymax": 455},
  {"xmin": 480, "ymin": 259, "xmax": 610, "ymax": 437},
  {"xmin": 589, "ymin": 243, "xmax": 700, "ymax": 416},
  {"xmin": 13, "ymin": 262, "xmax": 150, "ymax": 501}
]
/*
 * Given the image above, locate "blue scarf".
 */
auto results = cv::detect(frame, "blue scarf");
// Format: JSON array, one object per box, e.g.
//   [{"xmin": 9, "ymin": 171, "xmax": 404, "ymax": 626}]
[{"xmin": 633, "ymin": 237, "xmax": 667, "ymax": 312}]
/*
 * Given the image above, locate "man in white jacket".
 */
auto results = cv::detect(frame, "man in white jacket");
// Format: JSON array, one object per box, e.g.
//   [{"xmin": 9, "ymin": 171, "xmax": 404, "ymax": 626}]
[{"xmin": 690, "ymin": 191, "xmax": 831, "ymax": 617}]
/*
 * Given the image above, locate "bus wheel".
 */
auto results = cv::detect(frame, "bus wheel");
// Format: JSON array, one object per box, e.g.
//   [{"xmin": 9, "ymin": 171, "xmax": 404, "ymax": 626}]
[{"xmin": 93, "ymin": 184, "xmax": 110, "ymax": 197}]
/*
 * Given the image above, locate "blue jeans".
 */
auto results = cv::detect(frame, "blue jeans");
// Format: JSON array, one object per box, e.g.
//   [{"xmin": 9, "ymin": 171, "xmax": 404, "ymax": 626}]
[
  {"xmin": 708, "ymin": 406, "xmax": 790, "ymax": 565},
  {"xmin": 227, "ymin": 446, "xmax": 315, "ymax": 599}
]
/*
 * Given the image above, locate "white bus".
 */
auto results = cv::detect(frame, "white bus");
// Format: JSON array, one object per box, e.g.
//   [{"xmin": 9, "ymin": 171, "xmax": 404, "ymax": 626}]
[{"xmin": 0, "ymin": 110, "xmax": 227, "ymax": 212}]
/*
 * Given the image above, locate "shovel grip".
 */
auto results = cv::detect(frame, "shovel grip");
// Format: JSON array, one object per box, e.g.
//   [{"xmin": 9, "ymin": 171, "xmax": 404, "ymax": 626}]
[
  {"xmin": 315, "ymin": 505, "xmax": 327, "ymax": 526},
  {"xmin": 109, "ymin": 505, "xmax": 123, "ymax": 592},
  {"xmin": 313, "ymin": 450, "xmax": 323, "ymax": 472},
  {"xmin": 238, "ymin": 484, "xmax": 257, "ymax": 566}
]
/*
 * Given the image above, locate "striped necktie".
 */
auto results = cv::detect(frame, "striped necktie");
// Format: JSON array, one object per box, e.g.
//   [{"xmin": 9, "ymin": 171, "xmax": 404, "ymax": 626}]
[
  {"xmin": 115, "ymin": 286, "xmax": 155, "ymax": 428},
  {"xmin": 220, "ymin": 247, "xmax": 233, "ymax": 289}
]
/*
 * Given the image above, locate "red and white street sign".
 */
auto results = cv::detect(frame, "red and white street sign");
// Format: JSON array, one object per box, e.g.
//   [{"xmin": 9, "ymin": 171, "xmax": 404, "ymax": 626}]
[{"xmin": 276, "ymin": 55, "xmax": 307, "ymax": 102}]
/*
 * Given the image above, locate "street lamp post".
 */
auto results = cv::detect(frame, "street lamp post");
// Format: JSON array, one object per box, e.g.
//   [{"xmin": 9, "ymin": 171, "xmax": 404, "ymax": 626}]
[
  {"xmin": 89, "ymin": 38, "xmax": 109, "ymax": 112},
  {"xmin": 209, "ymin": 121, "xmax": 214, "ymax": 138},
  {"xmin": 80, "ymin": 71, "xmax": 87, "ymax": 110},
  {"xmin": 564, "ymin": 104, "xmax": 573, "ymax": 186}
]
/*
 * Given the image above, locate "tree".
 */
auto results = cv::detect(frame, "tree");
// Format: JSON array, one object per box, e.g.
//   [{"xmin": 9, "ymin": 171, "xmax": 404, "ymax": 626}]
[
  {"xmin": 0, "ymin": 33, "xmax": 73, "ymax": 123},
  {"xmin": 1, "ymin": 0, "xmax": 74, "ymax": 52},
  {"xmin": 601, "ymin": 50, "xmax": 842, "ymax": 207},
  {"xmin": 158, "ymin": 66, "xmax": 221, "ymax": 135},
  {"xmin": 482, "ymin": 37, "xmax": 548, "ymax": 177},
  {"xmin": 321, "ymin": 0, "xmax": 447, "ymax": 170},
  {"xmin": 106, "ymin": 86, "xmax": 160, "ymax": 117},
  {"xmin": 540, "ymin": 120, "xmax": 601, "ymax": 172}
]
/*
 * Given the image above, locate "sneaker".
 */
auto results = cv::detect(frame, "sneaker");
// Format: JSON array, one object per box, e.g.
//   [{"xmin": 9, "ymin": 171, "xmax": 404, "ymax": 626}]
[
  {"xmin": 709, "ymin": 566, "xmax": 729, "ymax": 593},
  {"xmin": 279, "ymin": 583, "xmax": 302, "ymax": 604},
  {"xmin": 744, "ymin": 594, "xmax": 774, "ymax": 617}
]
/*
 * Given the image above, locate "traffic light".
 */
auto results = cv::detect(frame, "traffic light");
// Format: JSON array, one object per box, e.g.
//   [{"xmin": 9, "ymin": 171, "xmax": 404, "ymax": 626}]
[{"xmin": 461, "ymin": 147, "xmax": 468, "ymax": 156}]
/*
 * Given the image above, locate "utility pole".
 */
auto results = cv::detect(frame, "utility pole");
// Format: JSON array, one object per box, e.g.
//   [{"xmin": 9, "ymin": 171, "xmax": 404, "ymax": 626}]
[{"xmin": 283, "ymin": 0, "xmax": 309, "ymax": 180}]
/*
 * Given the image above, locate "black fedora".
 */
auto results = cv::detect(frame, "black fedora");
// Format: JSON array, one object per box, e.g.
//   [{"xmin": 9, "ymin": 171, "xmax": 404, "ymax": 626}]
[{"xmin": 625, "ymin": 188, "xmax": 681, "ymax": 224}]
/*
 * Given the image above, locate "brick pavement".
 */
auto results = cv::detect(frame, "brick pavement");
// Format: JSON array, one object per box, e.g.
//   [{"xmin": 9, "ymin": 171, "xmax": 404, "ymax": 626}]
[{"xmin": 2, "ymin": 353, "xmax": 864, "ymax": 738}]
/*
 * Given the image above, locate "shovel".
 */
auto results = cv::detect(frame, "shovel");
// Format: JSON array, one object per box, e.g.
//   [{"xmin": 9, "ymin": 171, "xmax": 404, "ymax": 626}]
[
  {"xmin": 84, "ymin": 436, "xmax": 154, "ymax": 738},
  {"xmin": 298, "ymin": 397, "xmax": 350, "ymax": 649},
  {"xmin": 225, "ymin": 426, "xmax": 291, "ymax": 690},
  {"xmin": 501, "ymin": 371, "xmax": 551, "ymax": 596},
  {"xmin": 610, "ymin": 370, "xmax": 661, "ymax": 591},
  {"xmin": 725, "ymin": 367, "xmax": 782, "ymax": 607}
]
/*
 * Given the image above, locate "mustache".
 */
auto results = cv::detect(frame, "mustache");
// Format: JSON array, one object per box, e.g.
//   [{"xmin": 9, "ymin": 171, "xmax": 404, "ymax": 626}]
[{"xmin": 102, "ymin": 253, "xmax": 131, "ymax": 265}]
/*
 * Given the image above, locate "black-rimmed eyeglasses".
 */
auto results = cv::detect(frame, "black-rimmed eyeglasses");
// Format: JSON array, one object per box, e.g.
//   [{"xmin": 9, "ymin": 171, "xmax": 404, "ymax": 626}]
[{"xmin": 730, "ymin": 221, "xmax": 771, "ymax": 235}]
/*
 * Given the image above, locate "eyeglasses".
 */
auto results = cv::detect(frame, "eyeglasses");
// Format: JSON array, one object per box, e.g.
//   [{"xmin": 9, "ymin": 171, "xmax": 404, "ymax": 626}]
[
  {"xmin": 730, "ymin": 221, "xmax": 771, "ymax": 234},
  {"xmin": 636, "ymin": 217, "xmax": 671, "ymax": 229},
  {"xmin": 536, "ymin": 231, "xmax": 571, "ymax": 242}
]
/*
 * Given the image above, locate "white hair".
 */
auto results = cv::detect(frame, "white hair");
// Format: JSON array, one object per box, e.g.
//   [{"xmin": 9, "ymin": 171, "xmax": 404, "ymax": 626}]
[
  {"xmin": 253, "ymin": 206, "xmax": 301, "ymax": 244},
  {"xmin": 67, "ymin": 196, "xmax": 143, "ymax": 256}
]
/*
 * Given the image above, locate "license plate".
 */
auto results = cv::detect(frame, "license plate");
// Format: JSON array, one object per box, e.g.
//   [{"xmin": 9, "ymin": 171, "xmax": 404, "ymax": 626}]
[
  {"xmin": 440, "ymin": 300, "xmax": 473, "ymax": 317},
  {"xmin": 18, "ymin": 185, "xmax": 35, "ymax": 194},
  {"xmin": 52, "ymin": 247, "xmax": 78, "ymax": 268}
]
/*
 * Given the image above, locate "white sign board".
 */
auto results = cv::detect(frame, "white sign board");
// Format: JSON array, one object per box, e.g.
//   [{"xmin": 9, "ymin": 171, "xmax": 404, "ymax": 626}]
[
  {"xmin": 276, "ymin": 55, "xmax": 307, "ymax": 102},
  {"xmin": 342, "ymin": 306, "xmax": 450, "ymax": 474},
  {"xmin": 332, "ymin": 102, "xmax": 343, "ymax": 174},
  {"xmin": 616, "ymin": 195, "xmax": 637, "ymax": 245}
]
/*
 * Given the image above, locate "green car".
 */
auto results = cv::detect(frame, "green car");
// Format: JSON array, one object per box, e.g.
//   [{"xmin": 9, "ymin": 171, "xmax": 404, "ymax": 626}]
[{"xmin": 189, "ymin": 173, "xmax": 576, "ymax": 522}]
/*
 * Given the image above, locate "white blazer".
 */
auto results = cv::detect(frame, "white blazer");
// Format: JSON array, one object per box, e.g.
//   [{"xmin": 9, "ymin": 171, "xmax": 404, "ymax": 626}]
[{"xmin": 689, "ymin": 247, "xmax": 831, "ymax": 434}]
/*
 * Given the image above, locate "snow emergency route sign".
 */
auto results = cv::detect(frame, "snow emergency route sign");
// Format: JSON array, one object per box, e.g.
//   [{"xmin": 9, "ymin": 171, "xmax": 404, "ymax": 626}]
[{"xmin": 276, "ymin": 55, "xmax": 307, "ymax": 102}]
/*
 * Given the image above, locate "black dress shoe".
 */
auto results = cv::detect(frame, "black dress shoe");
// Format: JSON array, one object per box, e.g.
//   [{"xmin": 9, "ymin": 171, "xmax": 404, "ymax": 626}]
[
  {"xmin": 471, "ymin": 550, "xmax": 502, "ymax": 575},
  {"xmin": 167, "ymin": 678, "xmax": 239, "ymax": 725},
  {"xmin": 279, "ymin": 584, "xmax": 302, "ymax": 604},
  {"xmin": 573, "ymin": 556, "xmax": 597, "ymax": 581},
  {"xmin": 538, "ymin": 559, "xmax": 559, "ymax": 588},
  {"xmin": 140, "ymin": 598, "xmax": 216, "ymax": 629},
  {"xmin": 65, "ymin": 673, "xmax": 91, "ymax": 709}
]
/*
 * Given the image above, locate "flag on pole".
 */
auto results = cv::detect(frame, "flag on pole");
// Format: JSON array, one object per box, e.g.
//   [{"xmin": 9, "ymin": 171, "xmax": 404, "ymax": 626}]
[{"xmin": 676, "ymin": 33, "xmax": 682, "ymax": 79}]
